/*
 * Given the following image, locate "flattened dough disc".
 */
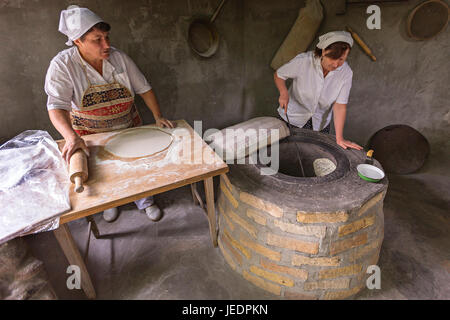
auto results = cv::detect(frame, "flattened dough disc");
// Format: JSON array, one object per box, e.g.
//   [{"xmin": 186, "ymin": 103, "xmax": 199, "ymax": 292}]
[{"xmin": 104, "ymin": 127, "xmax": 173, "ymax": 159}]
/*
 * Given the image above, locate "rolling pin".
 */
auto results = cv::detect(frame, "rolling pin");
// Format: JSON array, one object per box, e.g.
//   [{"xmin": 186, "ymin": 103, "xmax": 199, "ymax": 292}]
[
  {"xmin": 346, "ymin": 26, "xmax": 376, "ymax": 61},
  {"xmin": 69, "ymin": 149, "xmax": 88, "ymax": 193}
]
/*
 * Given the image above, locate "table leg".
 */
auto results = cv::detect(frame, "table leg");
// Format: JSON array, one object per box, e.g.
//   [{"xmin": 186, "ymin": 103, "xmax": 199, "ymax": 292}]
[
  {"xmin": 204, "ymin": 177, "xmax": 218, "ymax": 247},
  {"xmin": 85, "ymin": 216, "xmax": 100, "ymax": 239},
  {"xmin": 53, "ymin": 224, "xmax": 96, "ymax": 299},
  {"xmin": 190, "ymin": 183, "xmax": 199, "ymax": 206}
]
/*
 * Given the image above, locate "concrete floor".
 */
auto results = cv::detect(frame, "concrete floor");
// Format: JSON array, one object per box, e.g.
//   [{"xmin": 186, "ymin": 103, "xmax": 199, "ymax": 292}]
[{"xmin": 24, "ymin": 172, "xmax": 450, "ymax": 300}]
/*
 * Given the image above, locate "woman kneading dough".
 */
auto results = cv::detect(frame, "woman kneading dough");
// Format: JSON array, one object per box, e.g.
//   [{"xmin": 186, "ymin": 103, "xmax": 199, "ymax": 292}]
[
  {"xmin": 45, "ymin": 7, "xmax": 174, "ymax": 222},
  {"xmin": 274, "ymin": 31, "xmax": 363, "ymax": 150}
]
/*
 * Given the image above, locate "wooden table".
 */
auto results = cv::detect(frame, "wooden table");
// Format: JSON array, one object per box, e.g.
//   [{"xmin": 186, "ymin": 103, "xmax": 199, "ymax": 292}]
[{"xmin": 52, "ymin": 120, "xmax": 228, "ymax": 299}]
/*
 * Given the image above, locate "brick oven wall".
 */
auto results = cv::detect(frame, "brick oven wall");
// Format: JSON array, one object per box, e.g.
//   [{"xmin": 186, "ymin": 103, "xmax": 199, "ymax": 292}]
[{"xmin": 217, "ymin": 174, "xmax": 386, "ymax": 300}]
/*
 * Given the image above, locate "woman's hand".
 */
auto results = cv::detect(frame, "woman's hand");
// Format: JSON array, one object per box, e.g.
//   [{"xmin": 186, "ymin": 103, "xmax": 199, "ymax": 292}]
[
  {"xmin": 279, "ymin": 92, "xmax": 289, "ymax": 114},
  {"xmin": 336, "ymin": 137, "xmax": 363, "ymax": 150},
  {"xmin": 61, "ymin": 134, "xmax": 90, "ymax": 163},
  {"xmin": 156, "ymin": 117, "xmax": 175, "ymax": 129}
]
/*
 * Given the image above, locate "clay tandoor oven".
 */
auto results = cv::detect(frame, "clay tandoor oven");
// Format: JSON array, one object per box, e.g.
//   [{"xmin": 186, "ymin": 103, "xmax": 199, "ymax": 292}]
[{"xmin": 217, "ymin": 128, "xmax": 388, "ymax": 300}]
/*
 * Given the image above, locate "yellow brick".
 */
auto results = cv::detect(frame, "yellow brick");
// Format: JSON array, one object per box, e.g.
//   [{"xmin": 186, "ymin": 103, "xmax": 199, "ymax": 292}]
[
  {"xmin": 240, "ymin": 192, "xmax": 283, "ymax": 218},
  {"xmin": 260, "ymin": 258, "xmax": 308, "ymax": 280},
  {"xmin": 243, "ymin": 270, "xmax": 282, "ymax": 295},
  {"xmin": 240, "ymin": 234, "xmax": 281, "ymax": 261},
  {"xmin": 292, "ymin": 255, "xmax": 341, "ymax": 267},
  {"xmin": 219, "ymin": 202, "xmax": 235, "ymax": 231},
  {"xmin": 219, "ymin": 193, "xmax": 226, "ymax": 209},
  {"xmin": 297, "ymin": 211, "xmax": 348, "ymax": 224},
  {"xmin": 348, "ymin": 237, "xmax": 382, "ymax": 263},
  {"xmin": 222, "ymin": 211, "xmax": 235, "ymax": 232},
  {"xmin": 221, "ymin": 173, "xmax": 233, "ymax": 192},
  {"xmin": 218, "ymin": 238, "xmax": 237, "ymax": 270},
  {"xmin": 338, "ymin": 215, "xmax": 376, "ymax": 237},
  {"xmin": 358, "ymin": 192, "xmax": 384, "ymax": 217},
  {"xmin": 284, "ymin": 290, "xmax": 318, "ymax": 300},
  {"xmin": 303, "ymin": 278, "xmax": 350, "ymax": 291},
  {"xmin": 225, "ymin": 208, "xmax": 257, "ymax": 238},
  {"xmin": 319, "ymin": 264, "xmax": 362, "ymax": 280},
  {"xmin": 330, "ymin": 233, "xmax": 368, "ymax": 255},
  {"xmin": 323, "ymin": 285, "xmax": 364, "ymax": 300},
  {"xmin": 218, "ymin": 202, "xmax": 225, "ymax": 215},
  {"xmin": 249, "ymin": 265, "xmax": 294, "ymax": 287},
  {"xmin": 246, "ymin": 208, "xmax": 267, "ymax": 226},
  {"xmin": 220, "ymin": 232, "xmax": 244, "ymax": 265},
  {"xmin": 266, "ymin": 233, "xmax": 319, "ymax": 254},
  {"xmin": 222, "ymin": 228, "xmax": 251, "ymax": 259},
  {"xmin": 274, "ymin": 220, "xmax": 326, "ymax": 238},
  {"xmin": 221, "ymin": 182, "xmax": 238, "ymax": 208}
]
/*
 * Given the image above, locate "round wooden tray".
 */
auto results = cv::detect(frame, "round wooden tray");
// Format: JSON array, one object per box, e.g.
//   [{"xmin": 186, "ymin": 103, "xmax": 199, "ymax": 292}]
[{"xmin": 407, "ymin": 0, "xmax": 449, "ymax": 41}]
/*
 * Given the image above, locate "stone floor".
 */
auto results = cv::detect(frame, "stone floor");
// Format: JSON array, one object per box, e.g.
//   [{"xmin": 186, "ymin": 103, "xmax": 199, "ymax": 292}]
[{"xmin": 24, "ymin": 172, "xmax": 450, "ymax": 300}]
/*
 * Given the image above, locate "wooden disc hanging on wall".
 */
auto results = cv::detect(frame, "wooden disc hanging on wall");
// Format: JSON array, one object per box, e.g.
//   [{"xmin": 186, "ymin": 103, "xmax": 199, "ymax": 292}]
[
  {"xmin": 407, "ymin": 0, "xmax": 449, "ymax": 40},
  {"xmin": 367, "ymin": 124, "xmax": 430, "ymax": 174}
]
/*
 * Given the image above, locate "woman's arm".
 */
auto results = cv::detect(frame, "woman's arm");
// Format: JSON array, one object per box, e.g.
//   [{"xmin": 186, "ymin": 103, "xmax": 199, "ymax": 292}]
[
  {"xmin": 48, "ymin": 109, "xmax": 90, "ymax": 162},
  {"xmin": 139, "ymin": 89, "xmax": 174, "ymax": 128},
  {"xmin": 332, "ymin": 103, "xmax": 363, "ymax": 150},
  {"xmin": 274, "ymin": 72, "xmax": 289, "ymax": 113}
]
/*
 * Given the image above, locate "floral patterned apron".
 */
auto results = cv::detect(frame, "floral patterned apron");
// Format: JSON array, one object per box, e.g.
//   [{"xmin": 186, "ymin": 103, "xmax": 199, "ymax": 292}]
[{"xmin": 70, "ymin": 58, "xmax": 142, "ymax": 136}]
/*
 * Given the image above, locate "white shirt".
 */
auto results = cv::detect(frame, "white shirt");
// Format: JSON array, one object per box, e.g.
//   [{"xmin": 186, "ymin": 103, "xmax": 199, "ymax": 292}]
[
  {"xmin": 276, "ymin": 51, "xmax": 353, "ymax": 131},
  {"xmin": 44, "ymin": 46, "xmax": 152, "ymax": 111}
]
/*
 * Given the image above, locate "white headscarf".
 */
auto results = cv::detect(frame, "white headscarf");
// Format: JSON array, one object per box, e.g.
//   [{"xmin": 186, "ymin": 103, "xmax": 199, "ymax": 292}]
[
  {"xmin": 317, "ymin": 31, "xmax": 353, "ymax": 49},
  {"xmin": 58, "ymin": 6, "xmax": 104, "ymax": 46}
]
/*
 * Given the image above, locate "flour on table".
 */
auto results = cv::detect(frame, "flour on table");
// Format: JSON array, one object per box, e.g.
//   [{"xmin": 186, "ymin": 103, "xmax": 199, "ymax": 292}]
[{"xmin": 104, "ymin": 127, "xmax": 173, "ymax": 158}]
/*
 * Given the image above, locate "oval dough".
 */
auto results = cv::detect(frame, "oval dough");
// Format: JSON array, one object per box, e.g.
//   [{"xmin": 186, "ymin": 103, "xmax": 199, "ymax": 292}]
[{"xmin": 104, "ymin": 128, "xmax": 173, "ymax": 158}]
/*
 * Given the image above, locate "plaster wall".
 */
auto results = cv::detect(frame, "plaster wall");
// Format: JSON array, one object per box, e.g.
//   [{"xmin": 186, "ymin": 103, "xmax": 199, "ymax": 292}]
[{"xmin": 0, "ymin": 0, "xmax": 448, "ymax": 174}]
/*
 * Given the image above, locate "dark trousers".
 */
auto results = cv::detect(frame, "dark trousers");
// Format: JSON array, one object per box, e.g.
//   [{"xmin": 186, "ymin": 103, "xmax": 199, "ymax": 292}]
[{"xmin": 280, "ymin": 116, "xmax": 331, "ymax": 134}]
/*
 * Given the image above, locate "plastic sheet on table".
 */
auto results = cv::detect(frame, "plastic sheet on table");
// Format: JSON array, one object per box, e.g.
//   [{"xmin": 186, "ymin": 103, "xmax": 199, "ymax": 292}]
[{"xmin": 0, "ymin": 130, "xmax": 71, "ymax": 245}]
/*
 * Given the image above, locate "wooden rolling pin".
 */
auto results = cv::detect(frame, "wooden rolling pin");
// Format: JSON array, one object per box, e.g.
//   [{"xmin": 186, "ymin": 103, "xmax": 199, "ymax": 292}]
[
  {"xmin": 69, "ymin": 149, "xmax": 88, "ymax": 193},
  {"xmin": 346, "ymin": 26, "xmax": 376, "ymax": 61}
]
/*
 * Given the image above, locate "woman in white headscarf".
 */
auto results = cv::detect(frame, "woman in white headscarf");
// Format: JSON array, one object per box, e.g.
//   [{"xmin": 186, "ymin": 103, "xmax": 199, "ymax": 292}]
[
  {"xmin": 274, "ymin": 31, "xmax": 363, "ymax": 150},
  {"xmin": 45, "ymin": 7, "xmax": 172, "ymax": 222}
]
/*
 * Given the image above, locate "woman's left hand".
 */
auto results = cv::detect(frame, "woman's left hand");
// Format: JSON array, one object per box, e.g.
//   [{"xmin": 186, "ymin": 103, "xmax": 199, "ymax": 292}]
[
  {"xmin": 156, "ymin": 117, "xmax": 175, "ymax": 128},
  {"xmin": 336, "ymin": 138, "xmax": 363, "ymax": 150}
]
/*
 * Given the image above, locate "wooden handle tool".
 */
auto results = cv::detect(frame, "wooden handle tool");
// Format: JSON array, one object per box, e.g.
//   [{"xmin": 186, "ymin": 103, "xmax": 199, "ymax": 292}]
[
  {"xmin": 346, "ymin": 26, "xmax": 377, "ymax": 61},
  {"xmin": 69, "ymin": 149, "xmax": 88, "ymax": 193}
]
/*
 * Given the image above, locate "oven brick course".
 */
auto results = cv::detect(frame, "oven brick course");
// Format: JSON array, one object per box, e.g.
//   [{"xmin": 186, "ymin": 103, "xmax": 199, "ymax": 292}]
[
  {"xmin": 249, "ymin": 265, "xmax": 295, "ymax": 287},
  {"xmin": 303, "ymin": 278, "xmax": 350, "ymax": 290},
  {"xmin": 358, "ymin": 192, "xmax": 385, "ymax": 217},
  {"xmin": 292, "ymin": 254, "xmax": 341, "ymax": 267},
  {"xmin": 217, "ymin": 172, "xmax": 386, "ymax": 300},
  {"xmin": 220, "ymin": 182, "xmax": 238, "ymax": 208},
  {"xmin": 225, "ymin": 207, "xmax": 258, "ymax": 238},
  {"xmin": 338, "ymin": 214, "xmax": 376, "ymax": 237},
  {"xmin": 318, "ymin": 264, "xmax": 363, "ymax": 279},
  {"xmin": 218, "ymin": 238, "xmax": 238, "ymax": 271},
  {"xmin": 246, "ymin": 208, "xmax": 267, "ymax": 226},
  {"xmin": 243, "ymin": 270, "xmax": 282, "ymax": 295},
  {"xmin": 297, "ymin": 211, "xmax": 349, "ymax": 223},
  {"xmin": 273, "ymin": 220, "xmax": 326, "ymax": 238},
  {"xmin": 222, "ymin": 228, "xmax": 251, "ymax": 260},
  {"xmin": 284, "ymin": 290, "xmax": 318, "ymax": 300},
  {"xmin": 260, "ymin": 258, "xmax": 308, "ymax": 280},
  {"xmin": 266, "ymin": 233, "xmax": 319, "ymax": 255},
  {"xmin": 240, "ymin": 192, "xmax": 283, "ymax": 218},
  {"xmin": 239, "ymin": 233, "xmax": 282, "ymax": 262},
  {"xmin": 330, "ymin": 233, "xmax": 369, "ymax": 255}
]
